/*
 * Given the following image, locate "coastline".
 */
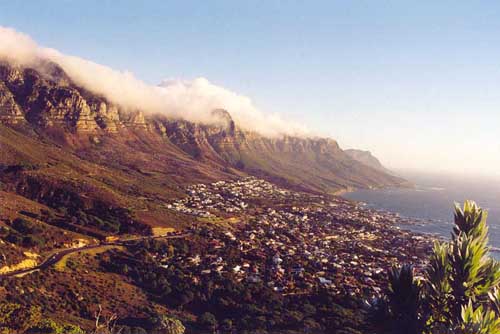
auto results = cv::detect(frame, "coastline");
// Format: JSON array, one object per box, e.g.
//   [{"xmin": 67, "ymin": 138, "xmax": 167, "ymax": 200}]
[
  {"xmin": 333, "ymin": 186, "xmax": 356, "ymax": 196},
  {"xmin": 340, "ymin": 186, "xmax": 500, "ymax": 259},
  {"xmin": 335, "ymin": 179, "xmax": 415, "ymax": 197}
]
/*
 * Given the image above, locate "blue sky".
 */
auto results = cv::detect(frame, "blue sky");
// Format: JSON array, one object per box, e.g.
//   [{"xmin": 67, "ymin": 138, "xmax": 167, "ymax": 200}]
[{"xmin": 1, "ymin": 1, "xmax": 500, "ymax": 176}]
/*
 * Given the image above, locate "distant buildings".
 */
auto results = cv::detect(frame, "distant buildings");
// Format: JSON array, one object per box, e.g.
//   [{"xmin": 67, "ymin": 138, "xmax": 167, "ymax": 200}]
[{"xmin": 162, "ymin": 177, "xmax": 433, "ymax": 299}]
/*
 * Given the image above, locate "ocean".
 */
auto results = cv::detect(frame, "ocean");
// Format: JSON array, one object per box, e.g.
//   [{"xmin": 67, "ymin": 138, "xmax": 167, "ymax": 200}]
[{"xmin": 342, "ymin": 171, "xmax": 500, "ymax": 259}]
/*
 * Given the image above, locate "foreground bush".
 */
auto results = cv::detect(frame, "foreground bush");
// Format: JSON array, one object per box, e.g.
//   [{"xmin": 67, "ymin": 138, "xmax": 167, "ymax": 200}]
[{"xmin": 382, "ymin": 201, "xmax": 500, "ymax": 333}]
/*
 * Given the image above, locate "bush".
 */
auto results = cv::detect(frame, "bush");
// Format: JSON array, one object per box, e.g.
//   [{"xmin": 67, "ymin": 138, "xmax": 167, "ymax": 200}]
[
  {"xmin": 22, "ymin": 235, "xmax": 45, "ymax": 247},
  {"xmin": 382, "ymin": 201, "xmax": 500, "ymax": 333},
  {"xmin": 6, "ymin": 231, "xmax": 23, "ymax": 245},
  {"xmin": 198, "ymin": 312, "xmax": 217, "ymax": 330},
  {"xmin": 26, "ymin": 318, "xmax": 84, "ymax": 334},
  {"xmin": 12, "ymin": 218, "xmax": 37, "ymax": 234}
]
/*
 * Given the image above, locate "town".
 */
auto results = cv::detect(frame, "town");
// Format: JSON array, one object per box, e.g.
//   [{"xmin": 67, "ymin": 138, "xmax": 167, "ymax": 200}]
[{"xmin": 163, "ymin": 177, "xmax": 433, "ymax": 300}]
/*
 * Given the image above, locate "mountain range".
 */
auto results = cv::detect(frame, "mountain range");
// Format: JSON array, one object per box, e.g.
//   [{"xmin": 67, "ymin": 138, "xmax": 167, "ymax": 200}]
[{"xmin": 0, "ymin": 60, "xmax": 405, "ymax": 233}]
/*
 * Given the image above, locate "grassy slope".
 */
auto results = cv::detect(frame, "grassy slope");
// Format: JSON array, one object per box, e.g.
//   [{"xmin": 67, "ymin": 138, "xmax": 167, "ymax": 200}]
[{"xmin": 0, "ymin": 125, "xmax": 194, "ymax": 230}]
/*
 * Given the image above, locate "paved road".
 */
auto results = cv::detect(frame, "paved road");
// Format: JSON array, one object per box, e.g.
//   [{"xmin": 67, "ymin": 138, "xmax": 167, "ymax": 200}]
[{"xmin": 0, "ymin": 233, "xmax": 189, "ymax": 278}]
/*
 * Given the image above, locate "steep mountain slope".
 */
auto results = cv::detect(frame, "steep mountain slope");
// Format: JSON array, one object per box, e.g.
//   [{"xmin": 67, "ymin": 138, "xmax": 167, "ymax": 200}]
[
  {"xmin": 0, "ymin": 61, "xmax": 405, "ymax": 234},
  {"xmin": 345, "ymin": 149, "xmax": 393, "ymax": 174},
  {"xmin": 162, "ymin": 115, "xmax": 405, "ymax": 193}
]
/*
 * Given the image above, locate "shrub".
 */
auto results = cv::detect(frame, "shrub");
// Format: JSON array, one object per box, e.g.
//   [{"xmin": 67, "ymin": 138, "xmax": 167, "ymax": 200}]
[
  {"xmin": 382, "ymin": 201, "xmax": 500, "ymax": 333},
  {"xmin": 26, "ymin": 318, "xmax": 84, "ymax": 334},
  {"xmin": 22, "ymin": 235, "xmax": 45, "ymax": 248},
  {"xmin": 198, "ymin": 312, "xmax": 217, "ymax": 330},
  {"xmin": 12, "ymin": 218, "xmax": 37, "ymax": 234}
]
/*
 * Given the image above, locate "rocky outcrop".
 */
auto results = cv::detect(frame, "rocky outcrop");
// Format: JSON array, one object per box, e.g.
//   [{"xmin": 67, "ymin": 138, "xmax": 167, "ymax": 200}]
[
  {"xmin": 163, "ymin": 118, "xmax": 226, "ymax": 161},
  {"xmin": 0, "ymin": 81, "xmax": 24, "ymax": 123},
  {"xmin": 0, "ymin": 62, "xmax": 99, "ymax": 131},
  {"xmin": 89, "ymin": 99, "xmax": 120, "ymax": 133},
  {"xmin": 119, "ymin": 110, "xmax": 148, "ymax": 129}
]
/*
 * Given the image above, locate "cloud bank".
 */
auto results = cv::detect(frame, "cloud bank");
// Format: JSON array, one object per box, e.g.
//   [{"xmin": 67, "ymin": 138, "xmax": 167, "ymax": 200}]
[{"xmin": 0, "ymin": 26, "xmax": 309, "ymax": 137}]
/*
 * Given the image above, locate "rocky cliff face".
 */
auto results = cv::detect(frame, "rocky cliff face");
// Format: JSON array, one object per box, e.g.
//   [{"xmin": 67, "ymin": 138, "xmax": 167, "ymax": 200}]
[
  {"xmin": 0, "ymin": 61, "xmax": 148, "ymax": 133},
  {"xmin": 0, "ymin": 80, "xmax": 24, "ymax": 123},
  {"xmin": 0, "ymin": 61, "xmax": 405, "ymax": 194}
]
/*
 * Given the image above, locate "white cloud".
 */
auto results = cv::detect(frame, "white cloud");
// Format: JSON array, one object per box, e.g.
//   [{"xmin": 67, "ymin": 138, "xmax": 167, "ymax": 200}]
[
  {"xmin": 157, "ymin": 78, "xmax": 309, "ymax": 136},
  {"xmin": 0, "ymin": 26, "xmax": 309, "ymax": 137},
  {"xmin": 0, "ymin": 26, "xmax": 39, "ymax": 66}
]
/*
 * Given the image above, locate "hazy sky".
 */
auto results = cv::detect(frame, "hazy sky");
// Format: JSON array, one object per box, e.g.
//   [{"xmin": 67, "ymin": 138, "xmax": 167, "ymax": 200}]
[{"xmin": 1, "ymin": 1, "xmax": 500, "ymax": 176}]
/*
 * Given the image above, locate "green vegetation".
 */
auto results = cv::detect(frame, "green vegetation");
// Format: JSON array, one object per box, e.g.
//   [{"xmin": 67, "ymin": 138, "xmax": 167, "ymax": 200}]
[
  {"xmin": 54, "ymin": 246, "xmax": 124, "ymax": 272},
  {"xmin": 380, "ymin": 201, "xmax": 500, "ymax": 333},
  {"xmin": 60, "ymin": 204, "xmax": 148, "ymax": 236},
  {"xmin": 0, "ymin": 218, "xmax": 46, "ymax": 248},
  {"xmin": 0, "ymin": 302, "xmax": 83, "ymax": 334},
  {"xmin": 11, "ymin": 218, "xmax": 40, "ymax": 234},
  {"xmin": 37, "ymin": 202, "xmax": 150, "ymax": 239},
  {"xmin": 198, "ymin": 312, "xmax": 217, "ymax": 332},
  {"xmin": 26, "ymin": 318, "xmax": 84, "ymax": 334},
  {"xmin": 100, "ymin": 238, "xmax": 369, "ymax": 333}
]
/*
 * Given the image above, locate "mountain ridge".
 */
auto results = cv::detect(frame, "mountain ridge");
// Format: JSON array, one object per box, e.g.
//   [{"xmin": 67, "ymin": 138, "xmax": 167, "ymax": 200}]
[{"xmin": 0, "ymin": 61, "xmax": 406, "ymax": 232}]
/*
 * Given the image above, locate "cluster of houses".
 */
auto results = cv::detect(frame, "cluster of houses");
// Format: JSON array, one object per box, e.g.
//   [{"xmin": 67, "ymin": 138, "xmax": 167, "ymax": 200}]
[
  {"xmin": 166, "ymin": 177, "xmax": 300, "ymax": 217},
  {"xmin": 162, "ymin": 177, "xmax": 433, "ymax": 299}
]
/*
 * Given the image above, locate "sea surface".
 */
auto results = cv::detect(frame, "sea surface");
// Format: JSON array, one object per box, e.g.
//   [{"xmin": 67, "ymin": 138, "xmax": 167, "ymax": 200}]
[{"xmin": 342, "ymin": 171, "xmax": 500, "ymax": 259}]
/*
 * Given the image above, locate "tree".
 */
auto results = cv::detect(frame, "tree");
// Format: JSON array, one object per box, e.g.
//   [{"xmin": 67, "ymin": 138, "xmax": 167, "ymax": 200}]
[
  {"xmin": 198, "ymin": 312, "xmax": 217, "ymax": 333},
  {"xmin": 151, "ymin": 315, "xmax": 185, "ymax": 334},
  {"xmin": 383, "ymin": 201, "xmax": 500, "ymax": 333},
  {"xmin": 91, "ymin": 304, "xmax": 119, "ymax": 334}
]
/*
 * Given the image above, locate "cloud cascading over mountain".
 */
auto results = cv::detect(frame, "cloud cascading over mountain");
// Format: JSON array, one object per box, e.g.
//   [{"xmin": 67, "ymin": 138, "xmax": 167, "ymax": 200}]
[{"xmin": 0, "ymin": 26, "xmax": 309, "ymax": 137}]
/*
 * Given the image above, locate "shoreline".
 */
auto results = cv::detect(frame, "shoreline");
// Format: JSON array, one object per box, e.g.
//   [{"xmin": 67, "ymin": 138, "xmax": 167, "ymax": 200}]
[
  {"xmin": 340, "ymin": 187, "xmax": 500, "ymax": 257},
  {"xmin": 335, "ymin": 181, "xmax": 414, "ymax": 196}
]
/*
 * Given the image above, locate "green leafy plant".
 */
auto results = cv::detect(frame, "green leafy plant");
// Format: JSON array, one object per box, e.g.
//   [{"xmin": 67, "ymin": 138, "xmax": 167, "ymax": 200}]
[
  {"xmin": 386, "ymin": 264, "xmax": 422, "ymax": 334},
  {"xmin": 383, "ymin": 201, "xmax": 500, "ymax": 333}
]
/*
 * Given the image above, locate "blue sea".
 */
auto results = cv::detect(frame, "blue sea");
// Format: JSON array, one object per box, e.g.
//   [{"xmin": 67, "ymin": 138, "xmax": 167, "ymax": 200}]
[{"xmin": 342, "ymin": 171, "xmax": 500, "ymax": 259}]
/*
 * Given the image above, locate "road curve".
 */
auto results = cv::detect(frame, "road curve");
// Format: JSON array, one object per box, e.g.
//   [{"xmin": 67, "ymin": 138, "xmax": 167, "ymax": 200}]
[{"xmin": 0, "ymin": 233, "xmax": 190, "ymax": 278}]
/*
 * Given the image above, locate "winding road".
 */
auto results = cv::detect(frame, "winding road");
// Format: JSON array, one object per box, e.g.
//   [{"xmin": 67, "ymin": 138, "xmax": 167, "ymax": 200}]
[{"xmin": 0, "ymin": 233, "xmax": 189, "ymax": 278}]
